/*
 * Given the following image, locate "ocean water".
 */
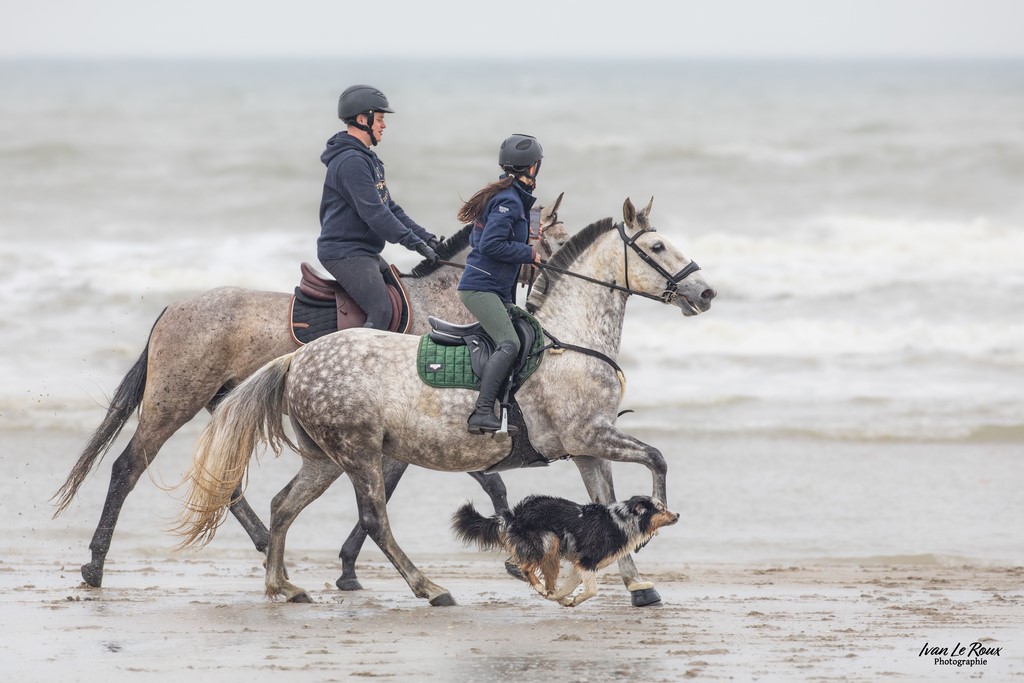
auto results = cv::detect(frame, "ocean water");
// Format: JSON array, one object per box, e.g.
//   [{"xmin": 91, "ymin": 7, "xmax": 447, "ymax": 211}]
[
  {"xmin": 2, "ymin": 58, "xmax": 1021, "ymax": 440},
  {"xmin": 1, "ymin": 59, "xmax": 1022, "ymax": 564}
]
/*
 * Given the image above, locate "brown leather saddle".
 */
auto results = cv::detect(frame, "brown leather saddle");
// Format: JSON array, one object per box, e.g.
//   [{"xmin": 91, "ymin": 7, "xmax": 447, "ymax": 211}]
[{"xmin": 289, "ymin": 262, "xmax": 413, "ymax": 345}]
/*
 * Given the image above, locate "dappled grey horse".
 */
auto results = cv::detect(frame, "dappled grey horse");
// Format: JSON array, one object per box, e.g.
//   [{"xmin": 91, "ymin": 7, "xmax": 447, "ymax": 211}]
[
  {"xmin": 53, "ymin": 208, "xmax": 568, "ymax": 590},
  {"xmin": 178, "ymin": 198, "xmax": 716, "ymax": 606}
]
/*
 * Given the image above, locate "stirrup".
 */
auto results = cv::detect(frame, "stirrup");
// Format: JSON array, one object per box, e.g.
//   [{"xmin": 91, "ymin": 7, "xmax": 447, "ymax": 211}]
[
  {"xmin": 467, "ymin": 408, "xmax": 519, "ymax": 437},
  {"xmin": 467, "ymin": 411, "xmax": 500, "ymax": 435}
]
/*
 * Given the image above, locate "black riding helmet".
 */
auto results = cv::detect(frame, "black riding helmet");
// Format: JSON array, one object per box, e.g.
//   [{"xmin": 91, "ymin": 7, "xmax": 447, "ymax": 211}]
[
  {"xmin": 499, "ymin": 133, "xmax": 543, "ymax": 180},
  {"xmin": 338, "ymin": 84, "xmax": 393, "ymax": 146}
]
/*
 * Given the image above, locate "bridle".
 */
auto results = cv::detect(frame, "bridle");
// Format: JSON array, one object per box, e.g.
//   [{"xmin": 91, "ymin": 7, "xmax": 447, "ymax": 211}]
[
  {"xmin": 532, "ymin": 222, "xmax": 702, "ymax": 306},
  {"xmin": 616, "ymin": 222, "xmax": 701, "ymax": 304},
  {"xmin": 521, "ymin": 205, "xmax": 561, "ymax": 290},
  {"xmin": 531, "ymin": 221, "xmax": 701, "ymax": 399},
  {"xmin": 529, "ymin": 208, "xmax": 559, "ymax": 259}
]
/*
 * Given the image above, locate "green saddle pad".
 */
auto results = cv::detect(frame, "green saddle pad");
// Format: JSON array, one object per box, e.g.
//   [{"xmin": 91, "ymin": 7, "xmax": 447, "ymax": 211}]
[{"xmin": 417, "ymin": 307, "xmax": 545, "ymax": 390}]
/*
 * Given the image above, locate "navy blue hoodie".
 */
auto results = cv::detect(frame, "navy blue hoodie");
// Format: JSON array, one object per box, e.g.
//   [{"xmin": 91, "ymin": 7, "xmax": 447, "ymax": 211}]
[
  {"xmin": 458, "ymin": 181, "xmax": 536, "ymax": 303},
  {"xmin": 317, "ymin": 132, "xmax": 434, "ymax": 260}
]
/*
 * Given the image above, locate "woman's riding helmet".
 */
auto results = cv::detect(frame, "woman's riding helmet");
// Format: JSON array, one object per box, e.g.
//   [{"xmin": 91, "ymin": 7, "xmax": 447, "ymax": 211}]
[{"xmin": 499, "ymin": 133, "xmax": 543, "ymax": 178}]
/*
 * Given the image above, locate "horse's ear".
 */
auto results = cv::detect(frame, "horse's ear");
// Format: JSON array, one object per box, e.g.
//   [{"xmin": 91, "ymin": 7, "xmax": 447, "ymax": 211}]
[
  {"xmin": 539, "ymin": 191, "xmax": 564, "ymax": 226},
  {"xmin": 551, "ymin": 191, "xmax": 564, "ymax": 215},
  {"xmin": 641, "ymin": 196, "xmax": 654, "ymax": 220},
  {"xmin": 623, "ymin": 198, "xmax": 637, "ymax": 229}
]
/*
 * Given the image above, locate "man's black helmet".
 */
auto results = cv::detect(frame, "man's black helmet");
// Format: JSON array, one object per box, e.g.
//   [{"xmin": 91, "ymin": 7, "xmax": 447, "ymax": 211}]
[
  {"xmin": 338, "ymin": 84, "xmax": 393, "ymax": 122},
  {"xmin": 499, "ymin": 133, "xmax": 543, "ymax": 173}
]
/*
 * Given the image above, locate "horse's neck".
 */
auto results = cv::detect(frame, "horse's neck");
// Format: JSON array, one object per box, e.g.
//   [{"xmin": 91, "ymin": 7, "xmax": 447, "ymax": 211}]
[
  {"xmin": 535, "ymin": 248, "xmax": 629, "ymax": 359},
  {"xmin": 403, "ymin": 259, "xmax": 474, "ymax": 334},
  {"xmin": 403, "ymin": 235, "xmax": 548, "ymax": 335}
]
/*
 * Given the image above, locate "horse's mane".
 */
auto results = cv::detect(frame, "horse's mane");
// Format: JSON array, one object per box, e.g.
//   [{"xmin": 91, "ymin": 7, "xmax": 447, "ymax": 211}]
[
  {"xmin": 405, "ymin": 224, "xmax": 474, "ymax": 278},
  {"xmin": 526, "ymin": 217, "xmax": 615, "ymax": 313}
]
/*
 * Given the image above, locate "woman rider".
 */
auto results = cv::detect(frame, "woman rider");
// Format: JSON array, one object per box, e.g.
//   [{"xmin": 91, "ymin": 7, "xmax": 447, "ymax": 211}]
[
  {"xmin": 317, "ymin": 84, "xmax": 440, "ymax": 330},
  {"xmin": 457, "ymin": 133, "xmax": 544, "ymax": 434}
]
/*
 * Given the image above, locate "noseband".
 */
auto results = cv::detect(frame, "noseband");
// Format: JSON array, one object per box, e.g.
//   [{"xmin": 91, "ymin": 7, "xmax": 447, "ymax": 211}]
[{"xmin": 616, "ymin": 222, "xmax": 701, "ymax": 303}]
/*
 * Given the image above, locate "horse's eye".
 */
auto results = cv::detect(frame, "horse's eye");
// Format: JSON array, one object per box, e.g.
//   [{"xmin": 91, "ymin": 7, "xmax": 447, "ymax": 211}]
[{"xmin": 651, "ymin": 241, "xmax": 665, "ymax": 253}]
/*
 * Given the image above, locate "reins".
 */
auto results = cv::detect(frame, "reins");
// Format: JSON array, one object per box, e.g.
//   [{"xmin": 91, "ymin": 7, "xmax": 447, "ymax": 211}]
[
  {"xmin": 436, "ymin": 259, "xmax": 466, "ymax": 270},
  {"xmin": 434, "ymin": 219, "xmax": 702, "ymax": 399}
]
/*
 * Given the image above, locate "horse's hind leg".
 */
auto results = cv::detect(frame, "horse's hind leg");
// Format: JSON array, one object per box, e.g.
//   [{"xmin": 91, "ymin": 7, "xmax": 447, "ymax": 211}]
[
  {"xmin": 335, "ymin": 464, "xmax": 513, "ymax": 591},
  {"xmin": 81, "ymin": 408, "xmax": 190, "ymax": 587},
  {"xmin": 573, "ymin": 456, "xmax": 662, "ymax": 607},
  {"xmin": 346, "ymin": 459, "xmax": 455, "ymax": 606},
  {"xmin": 265, "ymin": 456, "xmax": 344, "ymax": 602},
  {"xmin": 336, "ymin": 455, "xmax": 408, "ymax": 591}
]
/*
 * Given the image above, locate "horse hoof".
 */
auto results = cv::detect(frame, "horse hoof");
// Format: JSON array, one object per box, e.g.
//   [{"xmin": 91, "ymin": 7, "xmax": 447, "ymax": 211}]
[
  {"xmin": 630, "ymin": 587, "xmax": 662, "ymax": 607},
  {"xmin": 429, "ymin": 593, "xmax": 457, "ymax": 607},
  {"xmin": 80, "ymin": 563, "xmax": 103, "ymax": 588},
  {"xmin": 287, "ymin": 592, "xmax": 314, "ymax": 603},
  {"xmin": 504, "ymin": 560, "xmax": 528, "ymax": 582},
  {"xmin": 335, "ymin": 577, "xmax": 363, "ymax": 591}
]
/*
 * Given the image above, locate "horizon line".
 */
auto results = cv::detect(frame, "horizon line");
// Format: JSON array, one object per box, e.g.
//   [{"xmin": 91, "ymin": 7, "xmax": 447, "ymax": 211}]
[{"xmin": 2, "ymin": 53, "xmax": 1023, "ymax": 62}]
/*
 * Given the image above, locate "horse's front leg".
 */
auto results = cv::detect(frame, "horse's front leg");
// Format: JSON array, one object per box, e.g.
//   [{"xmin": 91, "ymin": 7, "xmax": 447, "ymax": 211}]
[
  {"xmin": 467, "ymin": 471, "xmax": 510, "ymax": 515},
  {"xmin": 573, "ymin": 455, "xmax": 663, "ymax": 607},
  {"xmin": 574, "ymin": 420, "xmax": 668, "ymax": 503},
  {"xmin": 346, "ymin": 458, "xmax": 456, "ymax": 607},
  {"xmin": 467, "ymin": 470, "xmax": 526, "ymax": 582}
]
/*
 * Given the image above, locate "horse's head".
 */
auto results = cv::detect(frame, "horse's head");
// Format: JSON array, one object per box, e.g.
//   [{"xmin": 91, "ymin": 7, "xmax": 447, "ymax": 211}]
[
  {"xmin": 535, "ymin": 191, "xmax": 570, "ymax": 254},
  {"xmin": 618, "ymin": 197, "xmax": 716, "ymax": 316},
  {"xmin": 520, "ymin": 191, "xmax": 571, "ymax": 286}
]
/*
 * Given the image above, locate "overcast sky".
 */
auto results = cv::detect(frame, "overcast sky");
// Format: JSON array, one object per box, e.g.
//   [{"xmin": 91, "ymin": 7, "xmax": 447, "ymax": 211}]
[{"xmin": 2, "ymin": 0, "xmax": 1023, "ymax": 59}]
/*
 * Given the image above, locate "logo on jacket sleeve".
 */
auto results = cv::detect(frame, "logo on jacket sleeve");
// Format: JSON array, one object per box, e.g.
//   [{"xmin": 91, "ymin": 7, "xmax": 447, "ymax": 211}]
[{"xmin": 498, "ymin": 206, "xmax": 509, "ymax": 213}]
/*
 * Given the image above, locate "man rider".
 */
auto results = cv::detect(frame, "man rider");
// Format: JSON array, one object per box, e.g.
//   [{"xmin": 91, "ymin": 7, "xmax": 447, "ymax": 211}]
[{"xmin": 317, "ymin": 84, "xmax": 440, "ymax": 329}]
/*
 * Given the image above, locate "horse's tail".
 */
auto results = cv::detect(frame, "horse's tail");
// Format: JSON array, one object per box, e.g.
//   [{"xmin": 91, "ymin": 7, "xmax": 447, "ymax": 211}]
[
  {"xmin": 51, "ymin": 309, "xmax": 166, "ymax": 517},
  {"xmin": 450, "ymin": 502, "xmax": 507, "ymax": 552},
  {"xmin": 175, "ymin": 352, "xmax": 296, "ymax": 549}
]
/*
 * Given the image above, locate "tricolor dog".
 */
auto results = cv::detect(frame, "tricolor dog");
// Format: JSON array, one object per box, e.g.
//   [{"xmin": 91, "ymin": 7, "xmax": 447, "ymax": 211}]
[{"xmin": 452, "ymin": 494, "xmax": 679, "ymax": 607}]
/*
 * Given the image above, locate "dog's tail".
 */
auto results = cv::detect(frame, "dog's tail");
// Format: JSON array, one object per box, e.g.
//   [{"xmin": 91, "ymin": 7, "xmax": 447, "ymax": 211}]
[{"xmin": 451, "ymin": 502, "xmax": 507, "ymax": 552}]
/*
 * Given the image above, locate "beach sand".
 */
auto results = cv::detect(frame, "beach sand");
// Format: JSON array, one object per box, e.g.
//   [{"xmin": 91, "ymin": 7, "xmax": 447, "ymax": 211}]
[{"xmin": 2, "ymin": 428, "xmax": 1022, "ymax": 682}]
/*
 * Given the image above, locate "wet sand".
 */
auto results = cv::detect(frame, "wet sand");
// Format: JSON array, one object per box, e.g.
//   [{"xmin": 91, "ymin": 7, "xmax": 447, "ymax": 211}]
[
  {"xmin": 3, "ymin": 556, "xmax": 1022, "ymax": 681},
  {"xmin": 3, "ymin": 428, "xmax": 1022, "ymax": 681}
]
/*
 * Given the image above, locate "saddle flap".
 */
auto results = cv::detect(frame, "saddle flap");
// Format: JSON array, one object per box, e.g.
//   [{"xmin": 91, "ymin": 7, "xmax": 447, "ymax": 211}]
[
  {"xmin": 511, "ymin": 316, "xmax": 538, "ymax": 374},
  {"xmin": 427, "ymin": 315, "xmax": 486, "ymax": 346},
  {"xmin": 291, "ymin": 262, "xmax": 412, "ymax": 345},
  {"xmin": 299, "ymin": 262, "xmax": 342, "ymax": 301}
]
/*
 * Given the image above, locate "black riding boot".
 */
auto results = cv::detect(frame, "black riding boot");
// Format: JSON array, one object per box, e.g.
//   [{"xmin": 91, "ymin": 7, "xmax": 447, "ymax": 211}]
[{"xmin": 467, "ymin": 340, "xmax": 518, "ymax": 434}]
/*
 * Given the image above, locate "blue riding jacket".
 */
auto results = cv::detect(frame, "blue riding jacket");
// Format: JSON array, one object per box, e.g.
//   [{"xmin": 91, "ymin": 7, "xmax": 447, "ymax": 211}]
[
  {"xmin": 458, "ymin": 181, "xmax": 537, "ymax": 303},
  {"xmin": 317, "ymin": 132, "xmax": 434, "ymax": 260}
]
